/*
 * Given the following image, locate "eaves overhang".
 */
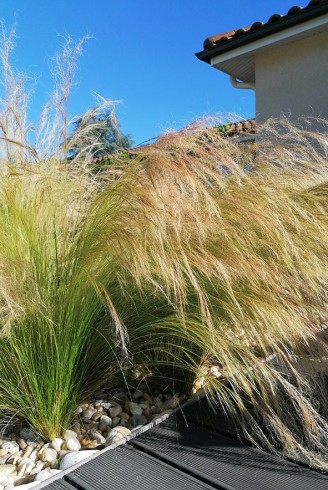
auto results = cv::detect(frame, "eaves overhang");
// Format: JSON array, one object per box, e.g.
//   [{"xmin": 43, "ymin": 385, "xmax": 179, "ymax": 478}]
[{"xmin": 196, "ymin": 2, "xmax": 328, "ymax": 83}]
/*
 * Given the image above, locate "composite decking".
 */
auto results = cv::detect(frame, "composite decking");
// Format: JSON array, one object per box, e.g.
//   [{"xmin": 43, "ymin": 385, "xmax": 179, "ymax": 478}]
[{"xmin": 40, "ymin": 397, "xmax": 328, "ymax": 490}]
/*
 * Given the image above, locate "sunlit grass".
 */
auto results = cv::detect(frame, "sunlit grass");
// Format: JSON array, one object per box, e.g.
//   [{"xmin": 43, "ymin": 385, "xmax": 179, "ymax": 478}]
[
  {"xmin": 0, "ymin": 21, "xmax": 328, "ymax": 468},
  {"xmin": 0, "ymin": 121, "xmax": 328, "ymax": 469}
]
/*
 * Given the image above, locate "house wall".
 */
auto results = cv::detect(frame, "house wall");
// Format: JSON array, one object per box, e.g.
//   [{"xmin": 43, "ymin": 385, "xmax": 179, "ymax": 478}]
[{"xmin": 255, "ymin": 30, "xmax": 328, "ymax": 126}]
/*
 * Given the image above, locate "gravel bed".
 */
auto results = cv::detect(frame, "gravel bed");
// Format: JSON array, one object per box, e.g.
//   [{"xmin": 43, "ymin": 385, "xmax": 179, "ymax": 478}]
[{"xmin": 0, "ymin": 386, "xmax": 186, "ymax": 489}]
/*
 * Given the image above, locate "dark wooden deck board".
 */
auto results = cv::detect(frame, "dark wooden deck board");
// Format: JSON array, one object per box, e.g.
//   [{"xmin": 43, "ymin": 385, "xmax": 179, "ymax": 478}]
[
  {"xmin": 65, "ymin": 445, "xmax": 216, "ymax": 490},
  {"xmin": 40, "ymin": 397, "xmax": 328, "ymax": 490},
  {"xmin": 130, "ymin": 414, "xmax": 328, "ymax": 490}
]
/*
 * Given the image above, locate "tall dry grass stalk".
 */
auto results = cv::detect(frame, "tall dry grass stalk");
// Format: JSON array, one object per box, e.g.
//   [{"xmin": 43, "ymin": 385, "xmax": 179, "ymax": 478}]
[
  {"xmin": 108, "ymin": 121, "xmax": 328, "ymax": 469},
  {"xmin": 0, "ymin": 23, "xmax": 118, "ymax": 165},
  {"xmin": 0, "ymin": 23, "xmax": 328, "ymax": 469},
  {"xmin": 1, "ymin": 118, "xmax": 328, "ymax": 464}
]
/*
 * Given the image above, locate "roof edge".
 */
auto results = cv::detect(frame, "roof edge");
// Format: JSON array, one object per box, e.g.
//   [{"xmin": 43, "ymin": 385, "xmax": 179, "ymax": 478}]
[{"xmin": 196, "ymin": 2, "xmax": 328, "ymax": 64}]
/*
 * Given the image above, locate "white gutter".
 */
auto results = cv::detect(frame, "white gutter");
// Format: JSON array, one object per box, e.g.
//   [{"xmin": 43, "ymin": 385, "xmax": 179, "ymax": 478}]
[{"xmin": 230, "ymin": 75, "xmax": 255, "ymax": 90}]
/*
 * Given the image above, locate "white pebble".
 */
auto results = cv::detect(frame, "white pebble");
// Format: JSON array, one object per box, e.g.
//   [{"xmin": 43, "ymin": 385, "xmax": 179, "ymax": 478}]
[
  {"xmin": 35, "ymin": 461, "xmax": 47, "ymax": 470},
  {"xmin": 101, "ymin": 402, "xmax": 111, "ymax": 410},
  {"xmin": 1, "ymin": 442, "xmax": 19, "ymax": 455},
  {"xmin": 64, "ymin": 429, "xmax": 78, "ymax": 441},
  {"xmin": 0, "ymin": 465, "xmax": 15, "ymax": 478},
  {"xmin": 6, "ymin": 451, "xmax": 22, "ymax": 465},
  {"xmin": 28, "ymin": 449, "xmax": 38, "ymax": 462},
  {"xmin": 60, "ymin": 450, "xmax": 99, "ymax": 470},
  {"xmin": 40, "ymin": 447, "xmax": 58, "ymax": 463},
  {"xmin": 66, "ymin": 438, "xmax": 81, "ymax": 451},
  {"xmin": 106, "ymin": 426, "xmax": 131, "ymax": 446},
  {"xmin": 51, "ymin": 438, "xmax": 64, "ymax": 452}
]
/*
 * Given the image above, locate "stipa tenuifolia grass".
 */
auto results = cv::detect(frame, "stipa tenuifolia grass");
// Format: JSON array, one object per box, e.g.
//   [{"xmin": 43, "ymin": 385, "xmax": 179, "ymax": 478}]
[
  {"xmin": 0, "ymin": 120, "xmax": 327, "ymax": 467},
  {"xmin": 1, "ymin": 22, "xmax": 328, "ymax": 468}
]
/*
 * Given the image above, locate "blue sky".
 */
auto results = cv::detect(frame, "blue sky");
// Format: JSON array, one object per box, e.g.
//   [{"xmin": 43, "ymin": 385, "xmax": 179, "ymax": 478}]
[{"xmin": 2, "ymin": 0, "xmax": 301, "ymax": 145}]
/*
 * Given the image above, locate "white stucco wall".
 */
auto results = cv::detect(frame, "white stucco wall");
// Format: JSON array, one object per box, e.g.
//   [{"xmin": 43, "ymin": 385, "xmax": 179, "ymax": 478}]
[{"xmin": 255, "ymin": 29, "xmax": 328, "ymax": 125}]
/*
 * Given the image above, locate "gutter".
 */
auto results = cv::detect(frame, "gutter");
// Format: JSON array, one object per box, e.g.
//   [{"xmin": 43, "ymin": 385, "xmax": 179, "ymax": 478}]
[
  {"xmin": 230, "ymin": 75, "xmax": 255, "ymax": 90},
  {"xmin": 195, "ymin": 2, "xmax": 328, "ymax": 64}
]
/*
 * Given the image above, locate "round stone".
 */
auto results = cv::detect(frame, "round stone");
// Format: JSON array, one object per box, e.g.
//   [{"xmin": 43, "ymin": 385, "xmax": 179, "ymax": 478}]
[
  {"xmin": 6, "ymin": 450, "xmax": 22, "ymax": 465},
  {"xmin": 88, "ymin": 430, "xmax": 106, "ymax": 445},
  {"xmin": 51, "ymin": 438, "xmax": 64, "ymax": 452},
  {"xmin": 28, "ymin": 449, "xmax": 38, "ymax": 462},
  {"xmin": 112, "ymin": 417, "xmax": 120, "ymax": 427},
  {"xmin": 99, "ymin": 415, "xmax": 112, "ymax": 432},
  {"xmin": 66, "ymin": 438, "xmax": 81, "ymax": 451},
  {"xmin": 143, "ymin": 407, "xmax": 153, "ymax": 419},
  {"xmin": 109, "ymin": 405, "xmax": 122, "ymax": 418},
  {"xmin": 130, "ymin": 415, "xmax": 147, "ymax": 428},
  {"xmin": 143, "ymin": 393, "xmax": 153, "ymax": 404},
  {"xmin": 60, "ymin": 450, "xmax": 99, "ymax": 470},
  {"xmin": 64, "ymin": 429, "xmax": 78, "ymax": 441},
  {"xmin": 106, "ymin": 426, "xmax": 131, "ymax": 446},
  {"xmin": 101, "ymin": 402, "xmax": 111, "ymax": 410},
  {"xmin": 1, "ymin": 441, "xmax": 19, "ymax": 455},
  {"xmin": 132, "ymin": 389, "xmax": 143, "ymax": 400},
  {"xmin": 19, "ymin": 428, "xmax": 40, "ymax": 442},
  {"xmin": 128, "ymin": 402, "xmax": 143, "ymax": 416},
  {"xmin": 18, "ymin": 439, "xmax": 28, "ymax": 450},
  {"xmin": 40, "ymin": 447, "xmax": 58, "ymax": 463},
  {"xmin": 113, "ymin": 392, "xmax": 126, "ymax": 404},
  {"xmin": 17, "ymin": 458, "xmax": 34, "ymax": 477},
  {"xmin": 81, "ymin": 409, "xmax": 97, "ymax": 421}
]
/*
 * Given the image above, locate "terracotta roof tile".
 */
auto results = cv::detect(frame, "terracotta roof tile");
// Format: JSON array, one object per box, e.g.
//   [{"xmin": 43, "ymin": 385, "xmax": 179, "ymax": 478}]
[
  {"xmin": 287, "ymin": 5, "xmax": 302, "ymax": 14},
  {"xmin": 228, "ymin": 118, "xmax": 256, "ymax": 135},
  {"xmin": 202, "ymin": 0, "xmax": 328, "ymax": 51},
  {"xmin": 250, "ymin": 22, "xmax": 264, "ymax": 30}
]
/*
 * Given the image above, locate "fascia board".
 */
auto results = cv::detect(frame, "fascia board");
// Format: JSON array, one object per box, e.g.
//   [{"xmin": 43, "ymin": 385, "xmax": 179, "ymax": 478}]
[{"xmin": 210, "ymin": 13, "xmax": 328, "ymax": 67}]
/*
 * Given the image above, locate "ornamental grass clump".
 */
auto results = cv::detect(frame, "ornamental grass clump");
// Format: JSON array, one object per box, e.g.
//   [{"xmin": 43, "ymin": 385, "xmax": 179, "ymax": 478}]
[
  {"xmin": 1, "ymin": 120, "xmax": 328, "ymax": 466},
  {"xmin": 1, "ymin": 22, "xmax": 328, "ymax": 469},
  {"xmin": 109, "ymin": 122, "xmax": 328, "ymax": 468}
]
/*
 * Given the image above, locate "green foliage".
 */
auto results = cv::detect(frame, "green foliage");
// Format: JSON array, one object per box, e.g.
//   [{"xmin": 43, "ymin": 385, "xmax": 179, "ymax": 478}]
[
  {"xmin": 1, "ymin": 121, "xmax": 328, "ymax": 472},
  {"xmin": 215, "ymin": 122, "xmax": 231, "ymax": 134},
  {"xmin": 68, "ymin": 107, "xmax": 132, "ymax": 161},
  {"xmin": 2, "ymin": 23, "xmax": 328, "ymax": 470}
]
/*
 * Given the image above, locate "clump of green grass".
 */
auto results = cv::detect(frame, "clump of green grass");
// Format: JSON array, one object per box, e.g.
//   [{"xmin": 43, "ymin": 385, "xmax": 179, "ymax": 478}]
[
  {"xmin": 1, "ymin": 22, "xmax": 328, "ymax": 470},
  {"xmin": 0, "ymin": 120, "xmax": 328, "ymax": 465}
]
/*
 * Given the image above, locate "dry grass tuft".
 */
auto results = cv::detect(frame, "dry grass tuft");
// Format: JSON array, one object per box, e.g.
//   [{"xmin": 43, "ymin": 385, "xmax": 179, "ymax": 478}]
[{"xmin": 0, "ymin": 23, "xmax": 328, "ymax": 469}]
